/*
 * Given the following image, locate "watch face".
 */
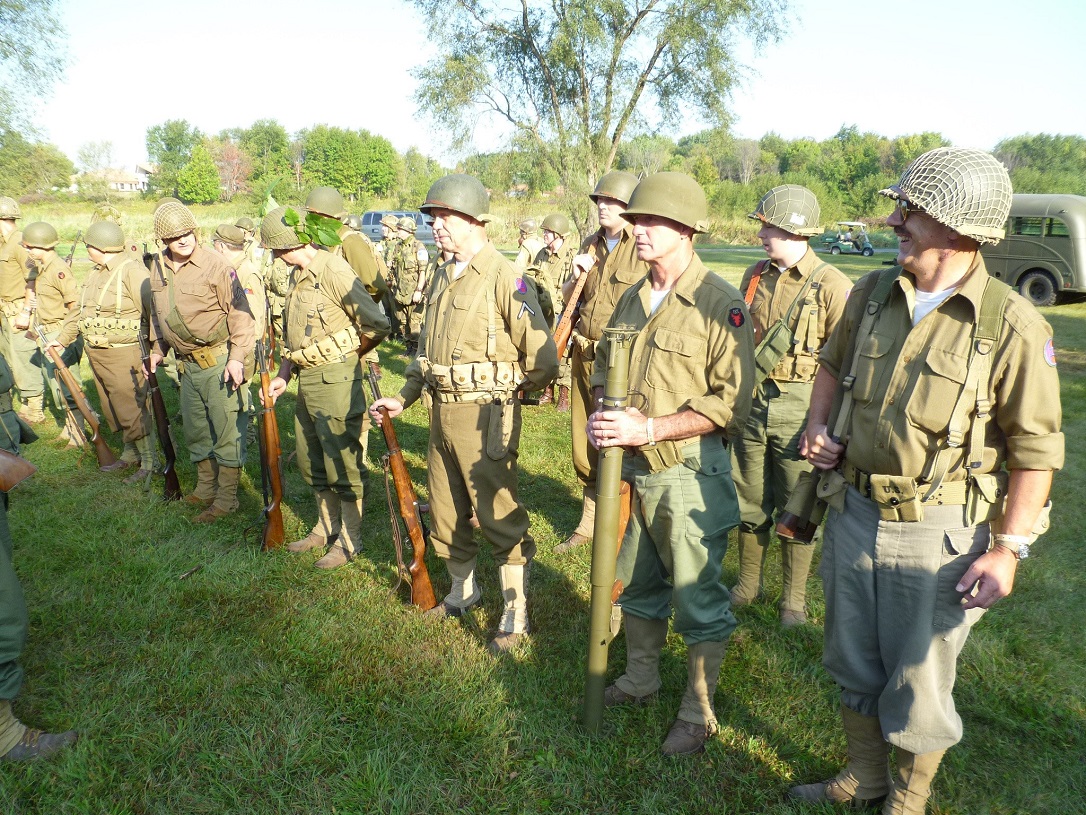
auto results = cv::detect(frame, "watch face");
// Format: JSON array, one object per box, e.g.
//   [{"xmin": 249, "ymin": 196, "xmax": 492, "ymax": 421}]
[{"xmin": 1017, "ymin": 543, "xmax": 1030, "ymax": 560}]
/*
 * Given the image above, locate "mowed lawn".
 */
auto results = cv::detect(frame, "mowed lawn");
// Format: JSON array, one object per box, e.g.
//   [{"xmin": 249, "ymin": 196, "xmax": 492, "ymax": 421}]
[{"xmin": 0, "ymin": 244, "xmax": 1082, "ymax": 814}]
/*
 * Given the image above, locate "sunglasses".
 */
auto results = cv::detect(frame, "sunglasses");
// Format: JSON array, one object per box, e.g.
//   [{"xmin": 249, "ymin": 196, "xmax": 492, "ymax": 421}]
[{"xmin": 897, "ymin": 199, "xmax": 924, "ymax": 221}]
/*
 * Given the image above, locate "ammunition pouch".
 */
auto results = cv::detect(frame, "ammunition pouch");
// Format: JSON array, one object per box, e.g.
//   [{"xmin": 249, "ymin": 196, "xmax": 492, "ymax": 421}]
[
  {"xmin": 179, "ymin": 341, "xmax": 229, "ymax": 371},
  {"xmin": 285, "ymin": 325, "xmax": 362, "ymax": 369},
  {"xmin": 0, "ymin": 298, "xmax": 24, "ymax": 317},
  {"xmin": 840, "ymin": 461, "xmax": 980, "ymax": 523},
  {"xmin": 572, "ymin": 330, "xmax": 596, "ymax": 360},
  {"xmin": 79, "ymin": 315, "xmax": 142, "ymax": 348},
  {"xmin": 418, "ymin": 357, "xmax": 523, "ymax": 397},
  {"xmin": 816, "ymin": 468, "xmax": 850, "ymax": 513},
  {"xmin": 628, "ymin": 435, "xmax": 725, "ymax": 475},
  {"xmin": 965, "ymin": 470, "xmax": 1008, "ymax": 526}
]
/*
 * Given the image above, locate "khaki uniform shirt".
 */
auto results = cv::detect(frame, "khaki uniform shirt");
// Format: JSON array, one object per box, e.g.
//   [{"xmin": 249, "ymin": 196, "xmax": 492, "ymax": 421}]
[
  {"xmin": 820, "ymin": 258, "xmax": 1064, "ymax": 479},
  {"xmin": 149, "ymin": 245, "xmax": 254, "ymax": 364},
  {"xmin": 0, "ymin": 230, "xmax": 33, "ymax": 305},
  {"xmin": 576, "ymin": 224, "xmax": 648, "ymax": 343},
  {"xmin": 235, "ymin": 256, "xmax": 267, "ymax": 340},
  {"xmin": 58, "ymin": 253, "xmax": 150, "ymax": 347},
  {"xmin": 592, "ymin": 255, "xmax": 756, "ymax": 452},
  {"xmin": 394, "ymin": 237, "xmax": 429, "ymax": 307},
  {"xmin": 335, "ymin": 226, "xmax": 388, "ymax": 300},
  {"xmin": 282, "ymin": 250, "xmax": 389, "ymax": 358},
  {"xmin": 515, "ymin": 235, "xmax": 545, "ymax": 271},
  {"xmin": 530, "ymin": 241, "xmax": 577, "ymax": 316},
  {"xmin": 32, "ymin": 252, "xmax": 79, "ymax": 329},
  {"xmin": 401, "ymin": 242, "xmax": 559, "ymax": 406},
  {"xmin": 739, "ymin": 246, "xmax": 851, "ymax": 383}
]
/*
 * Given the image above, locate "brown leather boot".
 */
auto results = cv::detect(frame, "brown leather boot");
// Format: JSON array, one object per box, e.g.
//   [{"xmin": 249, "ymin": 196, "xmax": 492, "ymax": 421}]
[
  {"xmin": 556, "ymin": 385, "xmax": 570, "ymax": 412},
  {"xmin": 789, "ymin": 705, "xmax": 892, "ymax": 806},
  {"xmin": 538, "ymin": 385, "xmax": 554, "ymax": 405}
]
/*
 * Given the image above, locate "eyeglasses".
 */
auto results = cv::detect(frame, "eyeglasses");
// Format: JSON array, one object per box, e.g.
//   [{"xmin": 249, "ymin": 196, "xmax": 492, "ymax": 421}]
[{"xmin": 897, "ymin": 199, "xmax": 923, "ymax": 221}]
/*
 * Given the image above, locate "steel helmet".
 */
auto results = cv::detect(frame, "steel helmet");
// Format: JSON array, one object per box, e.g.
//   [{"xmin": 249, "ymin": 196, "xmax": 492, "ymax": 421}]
[
  {"xmin": 397, "ymin": 216, "xmax": 417, "ymax": 233},
  {"xmin": 748, "ymin": 185, "xmax": 822, "ymax": 237},
  {"xmin": 0, "ymin": 197, "xmax": 21, "ymax": 220},
  {"xmin": 21, "ymin": 222, "xmax": 59, "ymax": 249},
  {"xmin": 154, "ymin": 196, "xmax": 182, "ymax": 211},
  {"xmin": 153, "ymin": 201, "xmax": 199, "ymax": 241},
  {"xmin": 260, "ymin": 206, "xmax": 306, "ymax": 251},
  {"xmin": 305, "ymin": 186, "xmax": 347, "ymax": 220},
  {"xmin": 420, "ymin": 174, "xmax": 491, "ymax": 223},
  {"xmin": 590, "ymin": 171, "xmax": 639, "ymax": 205},
  {"xmin": 234, "ymin": 216, "xmax": 256, "ymax": 234},
  {"xmin": 84, "ymin": 221, "xmax": 126, "ymax": 253},
  {"xmin": 879, "ymin": 147, "xmax": 1012, "ymax": 245},
  {"xmin": 346, "ymin": 214, "xmax": 363, "ymax": 231},
  {"xmin": 541, "ymin": 213, "xmax": 572, "ymax": 237},
  {"xmin": 519, "ymin": 218, "xmax": 539, "ymax": 235},
  {"xmin": 213, "ymin": 223, "xmax": 247, "ymax": 248},
  {"xmin": 622, "ymin": 172, "xmax": 709, "ymax": 233},
  {"xmin": 380, "ymin": 213, "xmax": 400, "ymax": 229}
]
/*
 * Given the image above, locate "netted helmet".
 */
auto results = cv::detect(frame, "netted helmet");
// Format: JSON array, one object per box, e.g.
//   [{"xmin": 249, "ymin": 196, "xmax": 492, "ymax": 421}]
[
  {"xmin": 622, "ymin": 172, "xmax": 708, "ymax": 233},
  {"xmin": 879, "ymin": 147, "xmax": 1012, "ymax": 245},
  {"xmin": 85, "ymin": 221, "xmax": 126, "ymax": 253},
  {"xmin": 153, "ymin": 201, "xmax": 198, "ymax": 241},
  {"xmin": 154, "ymin": 196, "xmax": 182, "ymax": 211},
  {"xmin": 213, "ymin": 223, "xmax": 247, "ymax": 248},
  {"xmin": 590, "ymin": 171, "xmax": 639, "ymax": 205},
  {"xmin": 519, "ymin": 218, "xmax": 538, "ymax": 235},
  {"xmin": 0, "ymin": 197, "xmax": 21, "ymax": 220},
  {"xmin": 260, "ymin": 206, "xmax": 306, "ymax": 251},
  {"xmin": 748, "ymin": 185, "xmax": 821, "ymax": 237},
  {"xmin": 305, "ymin": 186, "xmax": 347, "ymax": 220},
  {"xmin": 234, "ymin": 216, "xmax": 256, "ymax": 234},
  {"xmin": 346, "ymin": 214, "xmax": 363, "ymax": 231},
  {"xmin": 90, "ymin": 203, "xmax": 123, "ymax": 225},
  {"xmin": 380, "ymin": 213, "xmax": 400, "ymax": 229},
  {"xmin": 420, "ymin": 174, "xmax": 491, "ymax": 223},
  {"xmin": 21, "ymin": 222, "xmax": 59, "ymax": 249},
  {"xmin": 541, "ymin": 213, "xmax": 572, "ymax": 237},
  {"xmin": 397, "ymin": 216, "xmax": 417, "ymax": 233}
]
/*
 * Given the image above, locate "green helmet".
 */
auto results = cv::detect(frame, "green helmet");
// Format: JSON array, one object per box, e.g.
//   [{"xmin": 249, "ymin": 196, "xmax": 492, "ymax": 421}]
[
  {"xmin": 306, "ymin": 186, "xmax": 347, "ymax": 220},
  {"xmin": 346, "ymin": 214, "xmax": 363, "ymax": 231},
  {"xmin": 748, "ymin": 185, "xmax": 822, "ymax": 237},
  {"xmin": 622, "ymin": 172, "xmax": 708, "ymax": 233},
  {"xmin": 21, "ymin": 221, "xmax": 59, "ymax": 249},
  {"xmin": 398, "ymin": 216, "xmax": 417, "ymax": 233},
  {"xmin": 420, "ymin": 174, "xmax": 491, "ymax": 223},
  {"xmin": 519, "ymin": 218, "xmax": 538, "ymax": 235},
  {"xmin": 154, "ymin": 196, "xmax": 182, "ymax": 211},
  {"xmin": 541, "ymin": 213, "xmax": 572, "ymax": 237},
  {"xmin": 879, "ymin": 147, "xmax": 1012, "ymax": 245},
  {"xmin": 90, "ymin": 203, "xmax": 123, "ymax": 225},
  {"xmin": 213, "ymin": 223, "xmax": 247, "ymax": 248},
  {"xmin": 153, "ymin": 201, "xmax": 198, "ymax": 241},
  {"xmin": 260, "ymin": 206, "xmax": 305, "ymax": 251},
  {"xmin": 590, "ymin": 171, "xmax": 639, "ymax": 205},
  {"xmin": 380, "ymin": 213, "xmax": 400, "ymax": 229},
  {"xmin": 0, "ymin": 197, "xmax": 21, "ymax": 220},
  {"xmin": 85, "ymin": 221, "xmax": 126, "ymax": 253},
  {"xmin": 234, "ymin": 216, "xmax": 256, "ymax": 234}
]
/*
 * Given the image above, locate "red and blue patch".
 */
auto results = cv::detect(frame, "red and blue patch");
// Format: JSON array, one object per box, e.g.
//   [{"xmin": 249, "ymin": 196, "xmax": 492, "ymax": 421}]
[
  {"xmin": 728, "ymin": 307, "xmax": 745, "ymax": 328},
  {"xmin": 1044, "ymin": 337, "xmax": 1057, "ymax": 367},
  {"xmin": 515, "ymin": 277, "xmax": 528, "ymax": 295}
]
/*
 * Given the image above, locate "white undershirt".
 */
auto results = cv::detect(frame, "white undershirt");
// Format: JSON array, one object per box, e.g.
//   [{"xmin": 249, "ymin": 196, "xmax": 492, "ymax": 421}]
[
  {"xmin": 649, "ymin": 288, "xmax": 671, "ymax": 314},
  {"xmin": 912, "ymin": 287, "xmax": 956, "ymax": 325},
  {"xmin": 604, "ymin": 235, "xmax": 620, "ymax": 253},
  {"xmin": 453, "ymin": 260, "xmax": 470, "ymax": 279}
]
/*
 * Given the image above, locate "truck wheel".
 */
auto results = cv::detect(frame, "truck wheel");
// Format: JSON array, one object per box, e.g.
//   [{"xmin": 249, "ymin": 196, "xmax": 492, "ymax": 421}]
[
  {"xmin": 830, "ymin": 246, "xmax": 841, "ymax": 255},
  {"xmin": 1018, "ymin": 270, "xmax": 1058, "ymax": 307},
  {"xmin": 862, "ymin": 247, "xmax": 874, "ymax": 257}
]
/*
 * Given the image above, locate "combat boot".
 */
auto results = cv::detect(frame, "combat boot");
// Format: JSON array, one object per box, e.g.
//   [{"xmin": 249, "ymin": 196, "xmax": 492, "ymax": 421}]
[
  {"xmin": 123, "ymin": 436, "xmax": 155, "ymax": 485},
  {"xmin": 883, "ymin": 748, "xmax": 946, "ymax": 815},
  {"xmin": 662, "ymin": 640, "xmax": 727, "ymax": 756},
  {"xmin": 556, "ymin": 385, "xmax": 570, "ymax": 412},
  {"xmin": 555, "ymin": 488, "xmax": 595, "ymax": 553},
  {"xmin": 538, "ymin": 385, "xmax": 554, "ymax": 405},
  {"xmin": 193, "ymin": 465, "xmax": 241, "ymax": 523},
  {"xmin": 0, "ymin": 700, "xmax": 77, "ymax": 761},
  {"xmin": 58, "ymin": 413, "xmax": 87, "ymax": 449},
  {"xmin": 184, "ymin": 458, "xmax": 218, "ymax": 507},
  {"xmin": 315, "ymin": 496, "xmax": 362, "ymax": 570},
  {"xmin": 427, "ymin": 557, "xmax": 480, "ymax": 618},
  {"xmin": 730, "ymin": 530, "xmax": 769, "ymax": 606},
  {"xmin": 288, "ymin": 489, "xmax": 340, "ymax": 553},
  {"xmin": 18, "ymin": 395, "xmax": 45, "ymax": 424},
  {"xmin": 789, "ymin": 704, "xmax": 892, "ymax": 806},
  {"xmin": 489, "ymin": 562, "xmax": 529, "ymax": 653},
  {"xmin": 779, "ymin": 540, "xmax": 816, "ymax": 627},
  {"xmin": 604, "ymin": 613, "xmax": 668, "ymax": 706}
]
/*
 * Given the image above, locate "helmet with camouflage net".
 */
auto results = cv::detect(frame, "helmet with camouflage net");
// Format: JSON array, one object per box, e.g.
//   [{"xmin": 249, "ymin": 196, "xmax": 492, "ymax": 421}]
[
  {"xmin": 380, "ymin": 213, "xmax": 400, "ymax": 229},
  {"xmin": 153, "ymin": 201, "xmax": 198, "ymax": 241},
  {"xmin": 155, "ymin": 197, "xmax": 182, "ymax": 211},
  {"xmin": 213, "ymin": 224, "xmax": 247, "ymax": 248},
  {"xmin": 420, "ymin": 174, "xmax": 491, "ymax": 223},
  {"xmin": 519, "ymin": 218, "xmax": 538, "ymax": 235},
  {"xmin": 0, "ymin": 197, "xmax": 21, "ymax": 220},
  {"xmin": 235, "ymin": 216, "xmax": 256, "ymax": 234},
  {"xmin": 541, "ymin": 213, "xmax": 572, "ymax": 237},
  {"xmin": 590, "ymin": 171, "xmax": 640, "ymax": 206},
  {"xmin": 748, "ymin": 185, "xmax": 822, "ymax": 237},
  {"xmin": 346, "ymin": 214, "xmax": 363, "ymax": 231},
  {"xmin": 85, "ymin": 221, "xmax": 126, "ymax": 253},
  {"xmin": 879, "ymin": 147, "xmax": 1012, "ymax": 245},
  {"xmin": 305, "ymin": 186, "xmax": 347, "ymax": 220},
  {"xmin": 622, "ymin": 172, "xmax": 708, "ymax": 233},
  {"xmin": 398, "ymin": 216, "xmax": 417, "ymax": 233},
  {"xmin": 260, "ymin": 206, "xmax": 306, "ymax": 251},
  {"xmin": 21, "ymin": 222, "xmax": 59, "ymax": 249}
]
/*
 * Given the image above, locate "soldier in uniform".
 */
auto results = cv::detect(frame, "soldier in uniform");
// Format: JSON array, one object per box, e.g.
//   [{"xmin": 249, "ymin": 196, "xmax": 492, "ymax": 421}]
[
  {"xmin": 392, "ymin": 216, "xmax": 429, "ymax": 357},
  {"xmin": 0, "ymin": 198, "xmax": 44, "ymax": 424},
  {"xmin": 146, "ymin": 202, "xmax": 255, "ymax": 523},
  {"xmin": 379, "ymin": 213, "xmax": 403, "ymax": 339},
  {"xmin": 214, "ymin": 224, "xmax": 267, "ymax": 342},
  {"xmin": 589, "ymin": 172, "xmax": 754, "ymax": 756},
  {"xmin": 556, "ymin": 170, "xmax": 647, "ymax": 553},
  {"xmin": 514, "ymin": 218, "xmax": 545, "ymax": 271},
  {"xmin": 369, "ymin": 174, "xmax": 558, "ymax": 653},
  {"xmin": 730, "ymin": 186, "xmax": 852, "ymax": 626},
  {"xmin": 52, "ymin": 222, "xmax": 154, "ymax": 479},
  {"xmin": 791, "ymin": 148, "xmax": 1063, "ymax": 813},
  {"xmin": 19, "ymin": 223, "xmax": 84, "ymax": 445},
  {"xmin": 526, "ymin": 213, "xmax": 578, "ymax": 409},
  {"xmin": 259, "ymin": 206, "xmax": 390, "ymax": 570},
  {"xmin": 235, "ymin": 216, "xmax": 257, "ymax": 264}
]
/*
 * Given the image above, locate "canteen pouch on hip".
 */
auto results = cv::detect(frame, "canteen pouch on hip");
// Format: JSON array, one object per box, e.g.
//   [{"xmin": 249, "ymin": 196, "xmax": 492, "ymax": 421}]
[
  {"xmin": 868, "ymin": 474, "xmax": 923, "ymax": 522},
  {"xmin": 816, "ymin": 468, "xmax": 850, "ymax": 514},
  {"xmin": 486, "ymin": 397, "xmax": 515, "ymax": 460},
  {"xmin": 753, "ymin": 319, "xmax": 793, "ymax": 384}
]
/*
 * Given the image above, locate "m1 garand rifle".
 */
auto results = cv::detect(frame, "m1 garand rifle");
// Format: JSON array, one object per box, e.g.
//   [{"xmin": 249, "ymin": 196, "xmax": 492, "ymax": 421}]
[
  {"xmin": 138, "ymin": 334, "xmax": 182, "ymax": 501},
  {"xmin": 34, "ymin": 326, "xmax": 119, "ymax": 470},
  {"xmin": 255, "ymin": 339, "xmax": 285, "ymax": 550},
  {"xmin": 65, "ymin": 231, "xmax": 82, "ymax": 266},
  {"xmin": 365, "ymin": 360, "xmax": 438, "ymax": 610},
  {"xmin": 552, "ymin": 257, "xmax": 596, "ymax": 365}
]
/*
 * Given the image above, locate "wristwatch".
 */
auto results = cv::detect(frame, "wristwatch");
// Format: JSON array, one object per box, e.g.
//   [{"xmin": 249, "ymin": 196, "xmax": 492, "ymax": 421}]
[{"xmin": 994, "ymin": 533, "xmax": 1031, "ymax": 560}]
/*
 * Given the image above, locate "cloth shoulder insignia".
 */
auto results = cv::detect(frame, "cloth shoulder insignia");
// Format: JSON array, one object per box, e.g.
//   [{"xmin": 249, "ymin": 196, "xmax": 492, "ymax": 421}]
[
  {"xmin": 514, "ymin": 277, "xmax": 528, "ymax": 295},
  {"xmin": 1044, "ymin": 337, "xmax": 1057, "ymax": 367},
  {"xmin": 728, "ymin": 307, "xmax": 746, "ymax": 328}
]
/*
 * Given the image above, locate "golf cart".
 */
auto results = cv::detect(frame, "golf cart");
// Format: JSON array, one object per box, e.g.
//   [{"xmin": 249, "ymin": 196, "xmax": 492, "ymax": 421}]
[{"xmin": 823, "ymin": 222, "xmax": 874, "ymax": 256}]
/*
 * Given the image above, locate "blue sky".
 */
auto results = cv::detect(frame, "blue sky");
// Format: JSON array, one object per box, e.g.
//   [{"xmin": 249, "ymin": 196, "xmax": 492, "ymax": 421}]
[{"xmin": 38, "ymin": 0, "xmax": 1086, "ymax": 171}]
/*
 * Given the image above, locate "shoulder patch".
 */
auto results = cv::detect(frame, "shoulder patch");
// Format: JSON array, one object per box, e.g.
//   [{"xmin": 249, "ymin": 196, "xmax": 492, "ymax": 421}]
[
  {"xmin": 515, "ymin": 277, "xmax": 528, "ymax": 294},
  {"xmin": 728, "ymin": 307, "xmax": 746, "ymax": 328},
  {"xmin": 58, "ymin": 271, "xmax": 65, "ymax": 279},
  {"xmin": 1044, "ymin": 337, "xmax": 1057, "ymax": 367}
]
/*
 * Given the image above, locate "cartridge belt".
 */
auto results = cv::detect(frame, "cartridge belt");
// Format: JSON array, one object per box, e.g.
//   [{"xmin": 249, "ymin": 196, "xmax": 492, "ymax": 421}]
[
  {"xmin": 285, "ymin": 325, "xmax": 361, "ymax": 369},
  {"xmin": 841, "ymin": 461, "xmax": 968, "ymax": 505},
  {"xmin": 430, "ymin": 390, "xmax": 516, "ymax": 404},
  {"xmin": 179, "ymin": 341, "xmax": 229, "ymax": 370}
]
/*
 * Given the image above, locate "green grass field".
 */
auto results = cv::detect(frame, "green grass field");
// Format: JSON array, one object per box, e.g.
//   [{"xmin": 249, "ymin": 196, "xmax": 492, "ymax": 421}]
[{"xmin": 0, "ymin": 245, "xmax": 1082, "ymax": 814}]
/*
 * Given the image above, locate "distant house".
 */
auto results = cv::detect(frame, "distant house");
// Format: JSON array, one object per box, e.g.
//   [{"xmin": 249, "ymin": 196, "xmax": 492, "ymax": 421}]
[{"xmin": 70, "ymin": 165, "xmax": 153, "ymax": 195}]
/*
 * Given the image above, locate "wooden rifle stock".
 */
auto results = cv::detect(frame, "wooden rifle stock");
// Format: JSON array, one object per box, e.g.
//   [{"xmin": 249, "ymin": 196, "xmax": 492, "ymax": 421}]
[
  {"xmin": 256, "ymin": 340, "xmax": 285, "ymax": 550},
  {"xmin": 35, "ymin": 326, "xmax": 118, "ymax": 469},
  {"xmin": 0, "ymin": 448, "xmax": 36, "ymax": 492},
  {"xmin": 65, "ymin": 231, "xmax": 82, "ymax": 267},
  {"xmin": 366, "ymin": 361, "xmax": 438, "ymax": 610},
  {"xmin": 138, "ymin": 336, "xmax": 181, "ymax": 501},
  {"xmin": 552, "ymin": 259, "xmax": 595, "ymax": 364}
]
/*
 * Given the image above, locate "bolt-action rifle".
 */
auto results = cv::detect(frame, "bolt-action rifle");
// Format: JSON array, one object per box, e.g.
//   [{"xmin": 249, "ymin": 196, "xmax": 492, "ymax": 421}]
[
  {"xmin": 138, "ymin": 334, "xmax": 182, "ymax": 501},
  {"xmin": 0, "ymin": 448, "xmax": 36, "ymax": 492},
  {"xmin": 552, "ymin": 258, "xmax": 596, "ymax": 365},
  {"xmin": 365, "ymin": 361, "xmax": 438, "ymax": 610},
  {"xmin": 255, "ymin": 339, "xmax": 284, "ymax": 550},
  {"xmin": 65, "ymin": 231, "xmax": 82, "ymax": 266}
]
